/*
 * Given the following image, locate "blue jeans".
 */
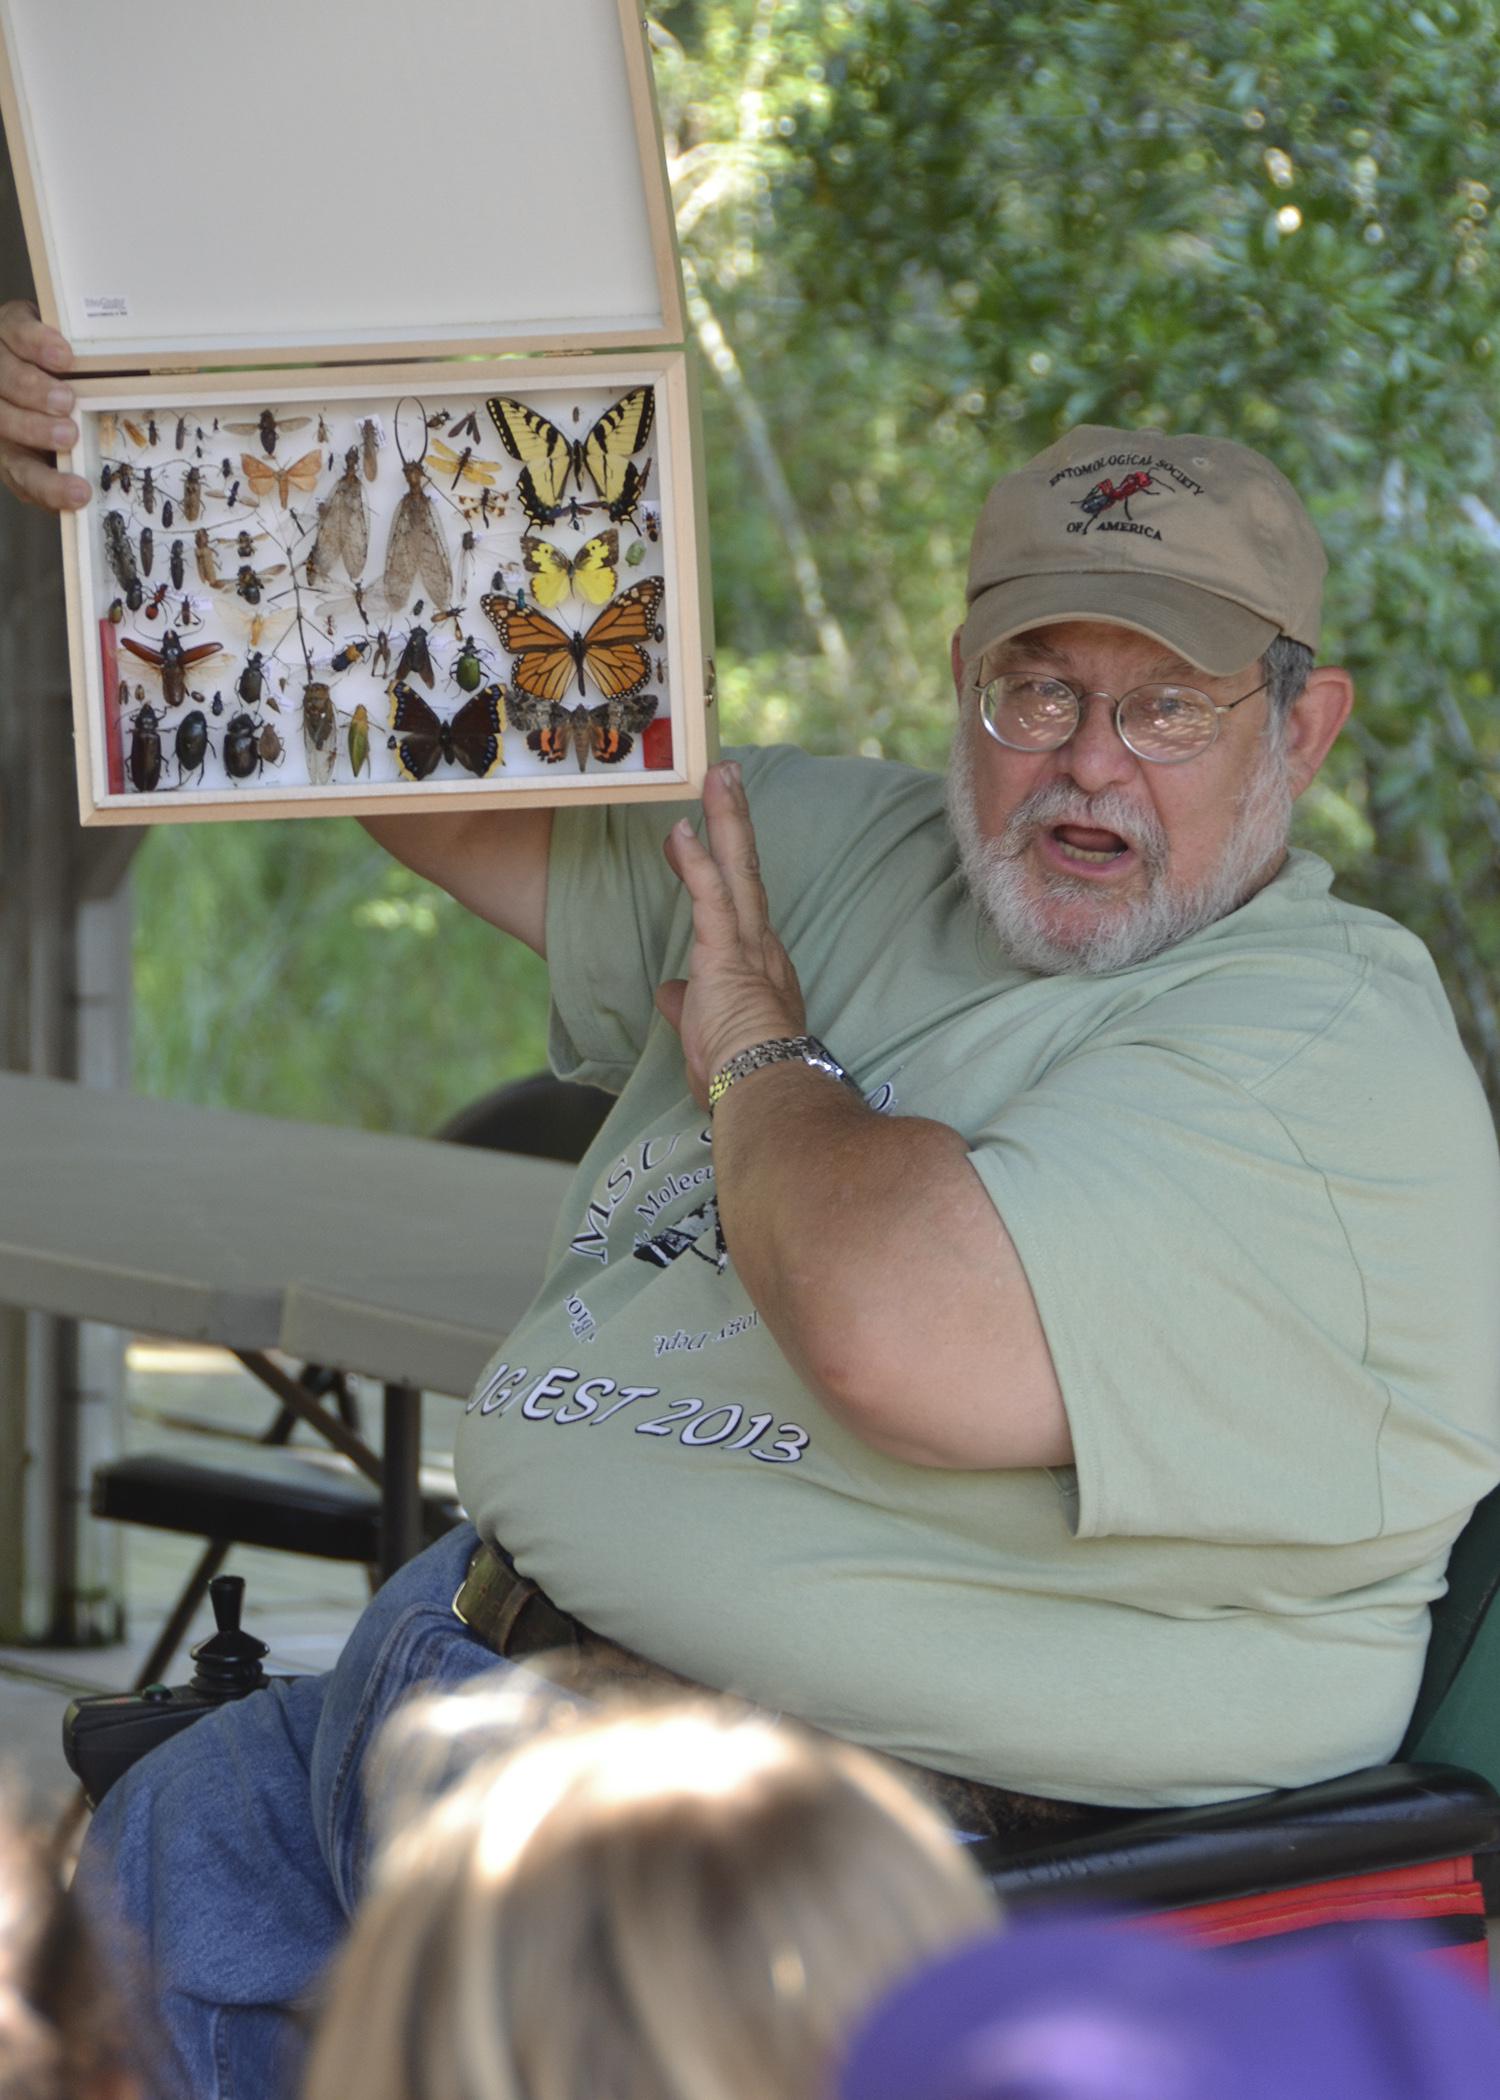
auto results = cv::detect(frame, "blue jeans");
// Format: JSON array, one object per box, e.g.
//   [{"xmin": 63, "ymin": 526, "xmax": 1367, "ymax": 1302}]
[{"xmin": 77, "ymin": 1523, "xmax": 503, "ymax": 2100}]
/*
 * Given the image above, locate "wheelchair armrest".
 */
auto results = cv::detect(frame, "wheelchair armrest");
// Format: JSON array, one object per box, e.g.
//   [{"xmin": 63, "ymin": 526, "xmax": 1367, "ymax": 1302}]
[{"xmin": 977, "ymin": 1763, "xmax": 1500, "ymax": 1912}]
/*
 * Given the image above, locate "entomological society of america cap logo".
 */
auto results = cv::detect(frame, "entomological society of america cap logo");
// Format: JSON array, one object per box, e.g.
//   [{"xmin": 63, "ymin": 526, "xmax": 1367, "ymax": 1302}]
[{"xmin": 1050, "ymin": 447, "xmax": 1210, "ymax": 544}]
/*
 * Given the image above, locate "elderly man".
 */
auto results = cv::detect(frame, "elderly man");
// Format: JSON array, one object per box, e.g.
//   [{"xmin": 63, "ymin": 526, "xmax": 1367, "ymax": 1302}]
[{"xmin": 4, "ymin": 304, "xmax": 1499, "ymax": 2096}]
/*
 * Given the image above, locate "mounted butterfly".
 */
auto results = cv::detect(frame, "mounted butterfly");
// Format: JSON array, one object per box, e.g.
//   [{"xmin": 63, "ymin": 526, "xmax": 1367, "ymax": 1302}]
[{"xmin": 487, "ymin": 388, "xmax": 654, "ymax": 532}]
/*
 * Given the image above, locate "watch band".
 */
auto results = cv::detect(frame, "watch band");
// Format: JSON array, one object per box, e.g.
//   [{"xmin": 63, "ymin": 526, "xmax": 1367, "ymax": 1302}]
[{"xmin": 707, "ymin": 1034, "xmax": 855, "ymax": 1113}]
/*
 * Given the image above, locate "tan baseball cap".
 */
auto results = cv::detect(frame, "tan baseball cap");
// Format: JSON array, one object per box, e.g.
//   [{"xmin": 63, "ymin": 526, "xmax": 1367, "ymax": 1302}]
[{"xmin": 961, "ymin": 425, "xmax": 1326, "ymax": 677}]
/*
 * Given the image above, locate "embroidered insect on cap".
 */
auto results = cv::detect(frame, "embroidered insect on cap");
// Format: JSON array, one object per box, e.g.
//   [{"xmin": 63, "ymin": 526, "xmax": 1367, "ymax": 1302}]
[{"xmin": 960, "ymin": 425, "xmax": 1327, "ymax": 677}]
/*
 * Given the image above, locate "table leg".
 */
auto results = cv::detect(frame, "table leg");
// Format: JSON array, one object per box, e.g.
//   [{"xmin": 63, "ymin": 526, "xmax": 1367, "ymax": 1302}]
[{"xmin": 380, "ymin": 1382, "xmax": 424, "ymax": 1582}]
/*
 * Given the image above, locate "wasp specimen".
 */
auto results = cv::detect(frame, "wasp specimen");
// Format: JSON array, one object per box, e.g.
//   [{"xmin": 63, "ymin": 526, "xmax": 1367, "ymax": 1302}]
[
  {"xmin": 226, "ymin": 409, "xmax": 312, "ymax": 456},
  {"xmin": 311, "ymin": 449, "xmax": 369, "ymax": 584},
  {"xmin": 218, "ymin": 561, "xmax": 288, "ymax": 606}
]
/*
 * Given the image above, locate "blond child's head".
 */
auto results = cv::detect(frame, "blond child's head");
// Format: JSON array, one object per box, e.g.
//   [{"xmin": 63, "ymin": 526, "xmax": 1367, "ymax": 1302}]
[{"xmin": 304, "ymin": 1691, "xmax": 996, "ymax": 2100}]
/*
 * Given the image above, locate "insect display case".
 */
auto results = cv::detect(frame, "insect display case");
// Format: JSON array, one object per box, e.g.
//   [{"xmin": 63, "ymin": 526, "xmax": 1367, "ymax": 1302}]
[{"xmin": 0, "ymin": 0, "xmax": 715, "ymax": 823}]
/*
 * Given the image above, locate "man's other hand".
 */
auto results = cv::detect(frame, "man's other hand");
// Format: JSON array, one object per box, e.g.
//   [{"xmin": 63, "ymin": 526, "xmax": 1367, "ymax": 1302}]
[
  {"xmin": 655, "ymin": 760, "xmax": 807, "ymax": 1109},
  {"xmin": 0, "ymin": 301, "xmax": 89, "ymax": 512}
]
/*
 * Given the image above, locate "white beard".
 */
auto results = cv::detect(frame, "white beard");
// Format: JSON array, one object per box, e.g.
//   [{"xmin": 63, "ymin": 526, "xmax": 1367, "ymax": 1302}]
[{"xmin": 945, "ymin": 723, "xmax": 1294, "ymax": 975}]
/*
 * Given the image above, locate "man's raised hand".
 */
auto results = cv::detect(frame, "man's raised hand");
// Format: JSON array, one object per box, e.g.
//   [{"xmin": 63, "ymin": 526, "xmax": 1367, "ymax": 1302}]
[
  {"xmin": 655, "ymin": 760, "xmax": 807, "ymax": 1110},
  {"xmin": 0, "ymin": 300, "xmax": 89, "ymax": 512}
]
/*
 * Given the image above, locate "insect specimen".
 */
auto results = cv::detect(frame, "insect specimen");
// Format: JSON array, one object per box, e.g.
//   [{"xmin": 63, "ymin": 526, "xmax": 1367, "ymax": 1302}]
[
  {"xmin": 102, "ymin": 511, "xmax": 143, "ymax": 607},
  {"xmin": 175, "ymin": 416, "xmax": 189, "ymax": 451},
  {"xmin": 127, "ymin": 704, "xmax": 164, "ymax": 793},
  {"xmin": 330, "ymin": 637, "xmax": 370, "ymax": 673},
  {"xmin": 174, "ymin": 708, "xmax": 211, "ymax": 785},
  {"xmin": 223, "ymin": 711, "xmax": 267, "ymax": 780},
  {"xmin": 98, "ymin": 412, "xmax": 118, "ymax": 454},
  {"xmin": 481, "ymin": 578, "xmax": 663, "ymax": 704},
  {"xmin": 504, "ymin": 690, "xmax": 658, "ymax": 772},
  {"xmin": 257, "ymin": 721, "xmax": 285, "ymax": 767},
  {"xmin": 625, "ymin": 539, "xmax": 645, "ymax": 568},
  {"xmin": 447, "ymin": 410, "xmax": 481, "ymax": 445},
  {"xmin": 240, "ymin": 450, "xmax": 322, "ymax": 507},
  {"xmin": 161, "ymin": 498, "xmax": 175, "ymax": 529},
  {"xmin": 182, "ymin": 467, "xmax": 206, "ymax": 522},
  {"xmin": 237, "ymin": 652, "xmax": 269, "ymax": 706},
  {"xmin": 521, "ymin": 530, "xmax": 619, "ymax": 609},
  {"xmin": 359, "ymin": 418, "xmax": 381, "ymax": 481},
  {"xmin": 311, "ymin": 449, "xmax": 369, "ymax": 584},
  {"xmin": 139, "ymin": 526, "xmax": 154, "ymax": 577},
  {"xmin": 384, "ymin": 460, "xmax": 453, "ymax": 612},
  {"xmin": 218, "ymin": 561, "xmax": 288, "ymax": 606},
  {"xmin": 450, "ymin": 636, "xmax": 490, "ymax": 692},
  {"xmin": 301, "ymin": 681, "xmax": 338, "ymax": 784},
  {"xmin": 121, "ymin": 418, "xmax": 149, "ymax": 449},
  {"xmin": 486, "ymin": 389, "xmax": 654, "ymax": 529},
  {"xmin": 347, "ymin": 704, "xmax": 370, "ymax": 776},
  {"xmin": 140, "ymin": 467, "xmax": 158, "ymax": 517},
  {"xmin": 388, "ymin": 683, "xmax": 504, "ymax": 781},
  {"xmin": 169, "ymin": 539, "xmax": 185, "ymax": 590},
  {"xmin": 393, "ymin": 624, "xmax": 435, "ymax": 688},
  {"xmin": 120, "ymin": 627, "xmax": 224, "ymax": 710},
  {"xmin": 226, "ymin": 410, "xmax": 312, "ymax": 455},
  {"xmin": 427, "ymin": 438, "xmax": 502, "ymax": 492},
  {"xmin": 193, "ymin": 529, "xmax": 223, "ymax": 587}
]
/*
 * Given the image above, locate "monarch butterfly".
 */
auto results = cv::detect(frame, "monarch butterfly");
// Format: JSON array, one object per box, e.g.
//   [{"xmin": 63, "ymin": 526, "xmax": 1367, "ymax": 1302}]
[
  {"xmin": 388, "ymin": 682, "xmax": 505, "ymax": 781},
  {"xmin": 481, "ymin": 578, "xmax": 663, "ymax": 704},
  {"xmin": 504, "ymin": 689, "xmax": 658, "ymax": 771},
  {"xmin": 486, "ymin": 388, "xmax": 654, "ymax": 528},
  {"xmin": 521, "ymin": 529, "xmax": 619, "ymax": 609},
  {"xmin": 239, "ymin": 449, "xmax": 322, "ymax": 507}
]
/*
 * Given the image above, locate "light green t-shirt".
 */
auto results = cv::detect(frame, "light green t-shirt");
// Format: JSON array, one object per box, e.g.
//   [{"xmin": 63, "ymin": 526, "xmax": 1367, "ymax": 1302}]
[{"xmin": 454, "ymin": 746, "xmax": 1500, "ymax": 1808}]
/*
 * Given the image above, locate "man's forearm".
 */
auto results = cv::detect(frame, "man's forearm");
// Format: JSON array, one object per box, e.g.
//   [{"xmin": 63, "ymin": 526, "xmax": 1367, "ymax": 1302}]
[{"xmin": 710, "ymin": 1061, "xmax": 1072, "ymax": 1470}]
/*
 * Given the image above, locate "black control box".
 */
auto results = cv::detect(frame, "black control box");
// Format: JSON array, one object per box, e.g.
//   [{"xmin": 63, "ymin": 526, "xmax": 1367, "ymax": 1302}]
[{"xmin": 64, "ymin": 1574, "xmax": 278, "ymax": 1806}]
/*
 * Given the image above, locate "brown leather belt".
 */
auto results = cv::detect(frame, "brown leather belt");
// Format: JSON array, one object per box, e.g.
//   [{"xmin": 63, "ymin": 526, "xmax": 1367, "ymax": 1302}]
[{"xmin": 453, "ymin": 1540, "xmax": 1119, "ymax": 1846}]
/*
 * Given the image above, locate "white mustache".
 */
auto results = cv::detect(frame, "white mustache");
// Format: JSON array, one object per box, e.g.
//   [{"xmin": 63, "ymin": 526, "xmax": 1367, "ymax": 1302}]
[{"xmin": 992, "ymin": 784, "xmax": 1169, "ymax": 876}]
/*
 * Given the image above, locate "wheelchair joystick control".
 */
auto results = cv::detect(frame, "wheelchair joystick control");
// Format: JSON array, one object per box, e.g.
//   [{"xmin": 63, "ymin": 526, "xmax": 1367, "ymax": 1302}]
[
  {"xmin": 63, "ymin": 1573, "xmax": 283, "ymax": 1808},
  {"xmin": 188, "ymin": 1575, "xmax": 269, "ymax": 1700}
]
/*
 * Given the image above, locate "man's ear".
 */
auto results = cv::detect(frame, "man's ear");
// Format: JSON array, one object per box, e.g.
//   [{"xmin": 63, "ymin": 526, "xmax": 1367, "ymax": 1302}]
[
  {"xmin": 950, "ymin": 628, "xmax": 966, "ymax": 704},
  {"xmin": 1285, "ymin": 666, "xmax": 1354, "ymax": 799}
]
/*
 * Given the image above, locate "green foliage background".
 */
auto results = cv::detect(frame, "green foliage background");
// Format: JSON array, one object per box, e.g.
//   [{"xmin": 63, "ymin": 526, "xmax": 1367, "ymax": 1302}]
[{"xmin": 136, "ymin": 0, "xmax": 1500, "ymax": 1130}]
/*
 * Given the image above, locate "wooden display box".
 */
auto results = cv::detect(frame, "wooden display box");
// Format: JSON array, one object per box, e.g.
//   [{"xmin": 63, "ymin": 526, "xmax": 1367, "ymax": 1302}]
[{"xmin": 0, "ymin": 0, "xmax": 716, "ymax": 824}]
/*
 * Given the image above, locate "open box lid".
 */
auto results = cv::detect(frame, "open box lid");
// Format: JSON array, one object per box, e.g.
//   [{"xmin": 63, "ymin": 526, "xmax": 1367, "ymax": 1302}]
[{"xmin": 0, "ymin": 0, "xmax": 683, "ymax": 372}]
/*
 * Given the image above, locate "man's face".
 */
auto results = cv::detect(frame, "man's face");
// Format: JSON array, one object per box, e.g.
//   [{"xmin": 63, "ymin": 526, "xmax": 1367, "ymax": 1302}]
[{"xmin": 946, "ymin": 620, "xmax": 1294, "ymax": 975}]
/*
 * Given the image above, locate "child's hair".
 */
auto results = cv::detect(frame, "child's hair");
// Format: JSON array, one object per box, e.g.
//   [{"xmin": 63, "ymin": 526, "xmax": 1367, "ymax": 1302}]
[
  {"xmin": 303, "ymin": 1692, "xmax": 997, "ymax": 2100},
  {"xmin": 0, "ymin": 1799, "xmax": 137, "ymax": 2100}
]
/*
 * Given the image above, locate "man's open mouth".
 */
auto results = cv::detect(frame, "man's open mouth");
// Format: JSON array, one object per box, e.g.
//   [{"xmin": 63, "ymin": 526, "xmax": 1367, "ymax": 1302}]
[{"xmin": 1047, "ymin": 823, "xmax": 1132, "ymax": 864}]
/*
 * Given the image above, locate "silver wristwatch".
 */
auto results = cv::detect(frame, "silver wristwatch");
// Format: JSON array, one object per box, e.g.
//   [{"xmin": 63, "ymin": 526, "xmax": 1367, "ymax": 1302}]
[{"xmin": 707, "ymin": 1033, "xmax": 855, "ymax": 1113}]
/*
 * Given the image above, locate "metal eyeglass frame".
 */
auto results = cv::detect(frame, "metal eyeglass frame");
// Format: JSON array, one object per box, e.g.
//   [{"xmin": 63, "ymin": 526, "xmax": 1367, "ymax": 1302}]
[{"xmin": 976, "ymin": 674, "xmax": 1271, "ymax": 766}]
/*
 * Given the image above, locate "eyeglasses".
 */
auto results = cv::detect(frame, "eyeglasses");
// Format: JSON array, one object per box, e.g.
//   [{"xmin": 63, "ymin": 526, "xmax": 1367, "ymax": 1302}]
[{"xmin": 976, "ymin": 672, "xmax": 1270, "ymax": 766}]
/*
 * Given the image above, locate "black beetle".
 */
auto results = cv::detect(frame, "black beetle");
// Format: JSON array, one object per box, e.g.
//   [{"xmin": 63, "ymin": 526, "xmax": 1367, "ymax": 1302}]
[
  {"xmin": 128, "ymin": 704, "xmax": 163, "ymax": 793},
  {"xmin": 174, "ymin": 708, "xmax": 211, "ymax": 786},
  {"xmin": 237, "ymin": 651, "xmax": 268, "ymax": 707},
  {"xmin": 223, "ymin": 710, "xmax": 263, "ymax": 781}
]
